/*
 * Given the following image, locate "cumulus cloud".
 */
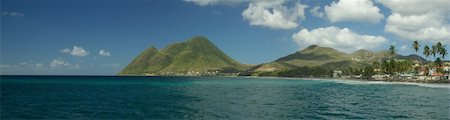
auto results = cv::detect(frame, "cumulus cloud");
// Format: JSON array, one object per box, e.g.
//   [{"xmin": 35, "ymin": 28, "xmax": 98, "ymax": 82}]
[
  {"xmin": 183, "ymin": 0, "xmax": 250, "ymax": 6},
  {"xmin": 378, "ymin": 0, "xmax": 450, "ymax": 43},
  {"xmin": 60, "ymin": 48, "xmax": 71, "ymax": 53},
  {"xmin": 242, "ymin": 0, "xmax": 307, "ymax": 29},
  {"xmin": 324, "ymin": 0, "xmax": 384, "ymax": 23},
  {"xmin": 61, "ymin": 46, "xmax": 89, "ymax": 57},
  {"xmin": 100, "ymin": 63, "xmax": 121, "ymax": 69},
  {"xmin": 0, "ymin": 64, "xmax": 11, "ymax": 68},
  {"xmin": 1, "ymin": 11, "xmax": 24, "ymax": 17},
  {"xmin": 99, "ymin": 49, "xmax": 111, "ymax": 56},
  {"xmin": 49, "ymin": 58, "xmax": 80, "ymax": 69},
  {"xmin": 0, "ymin": 62, "xmax": 47, "ymax": 74},
  {"xmin": 400, "ymin": 45, "xmax": 409, "ymax": 51},
  {"xmin": 184, "ymin": 0, "xmax": 308, "ymax": 29},
  {"xmin": 35, "ymin": 63, "xmax": 44, "ymax": 68},
  {"xmin": 292, "ymin": 26, "xmax": 388, "ymax": 53},
  {"xmin": 377, "ymin": 0, "xmax": 450, "ymax": 15},
  {"xmin": 310, "ymin": 6, "xmax": 324, "ymax": 18},
  {"xmin": 50, "ymin": 58, "xmax": 71, "ymax": 68}
]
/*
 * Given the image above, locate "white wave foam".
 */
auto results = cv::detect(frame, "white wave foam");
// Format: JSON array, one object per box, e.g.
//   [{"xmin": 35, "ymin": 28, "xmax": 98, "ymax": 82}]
[
  {"xmin": 324, "ymin": 79, "xmax": 450, "ymax": 89},
  {"xmin": 240, "ymin": 77, "xmax": 450, "ymax": 89}
]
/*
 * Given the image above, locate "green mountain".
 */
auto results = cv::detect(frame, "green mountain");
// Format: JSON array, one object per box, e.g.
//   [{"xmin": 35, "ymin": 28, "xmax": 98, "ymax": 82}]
[
  {"xmin": 250, "ymin": 45, "xmax": 427, "ymax": 73},
  {"xmin": 119, "ymin": 36, "xmax": 249, "ymax": 76},
  {"xmin": 252, "ymin": 45, "xmax": 357, "ymax": 72},
  {"xmin": 351, "ymin": 49, "xmax": 427, "ymax": 63},
  {"xmin": 394, "ymin": 54, "xmax": 427, "ymax": 62}
]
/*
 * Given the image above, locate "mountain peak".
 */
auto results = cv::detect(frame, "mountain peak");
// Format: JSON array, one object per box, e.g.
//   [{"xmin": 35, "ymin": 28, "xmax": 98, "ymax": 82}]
[
  {"xmin": 148, "ymin": 46, "xmax": 158, "ymax": 51},
  {"xmin": 351, "ymin": 49, "xmax": 374, "ymax": 55},
  {"xmin": 354, "ymin": 49, "xmax": 371, "ymax": 53},
  {"xmin": 300, "ymin": 45, "xmax": 340, "ymax": 55},
  {"xmin": 275, "ymin": 44, "xmax": 350, "ymax": 63},
  {"xmin": 305, "ymin": 45, "xmax": 320, "ymax": 49},
  {"xmin": 119, "ymin": 36, "xmax": 249, "ymax": 75},
  {"xmin": 187, "ymin": 36, "xmax": 210, "ymax": 43}
]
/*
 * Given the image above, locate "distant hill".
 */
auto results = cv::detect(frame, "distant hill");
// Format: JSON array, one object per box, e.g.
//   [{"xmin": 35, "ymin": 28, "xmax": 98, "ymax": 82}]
[
  {"xmin": 350, "ymin": 49, "xmax": 427, "ymax": 63},
  {"xmin": 119, "ymin": 36, "xmax": 250, "ymax": 75},
  {"xmin": 250, "ymin": 45, "xmax": 426, "ymax": 73},
  {"xmin": 120, "ymin": 38, "xmax": 427, "ymax": 76},
  {"xmin": 251, "ymin": 45, "xmax": 355, "ymax": 72},
  {"xmin": 394, "ymin": 54, "xmax": 427, "ymax": 63}
]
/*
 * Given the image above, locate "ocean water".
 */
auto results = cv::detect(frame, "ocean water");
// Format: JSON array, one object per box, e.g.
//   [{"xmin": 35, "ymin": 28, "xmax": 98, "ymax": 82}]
[{"xmin": 1, "ymin": 76, "xmax": 449, "ymax": 119}]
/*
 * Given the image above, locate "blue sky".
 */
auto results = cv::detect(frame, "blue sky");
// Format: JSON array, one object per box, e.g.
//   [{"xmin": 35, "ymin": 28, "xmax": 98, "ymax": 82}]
[{"xmin": 1, "ymin": 0, "xmax": 449, "ymax": 75}]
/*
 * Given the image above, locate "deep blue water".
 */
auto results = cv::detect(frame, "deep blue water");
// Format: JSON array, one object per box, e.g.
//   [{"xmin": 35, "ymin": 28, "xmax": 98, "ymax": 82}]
[{"xmin": 1, "ymin": 76, "xmax": 449, "ymax": 119}]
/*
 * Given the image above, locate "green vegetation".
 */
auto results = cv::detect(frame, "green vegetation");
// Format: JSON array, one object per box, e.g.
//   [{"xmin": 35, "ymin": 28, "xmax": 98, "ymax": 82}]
[
  {"xmin": 255, "ymin": 66, "xmax": 333, "ymax": 78},
  {"xmin": 250, "ymin": 45, "xmax": 355, "ymax": 72},
  {"xmin": 119, "ymin": 36, "xmax": 250, "ymax": 76},
  {"xmin": 243, "ymin": 44, "xmax": 427, "ymax": 78},
  {"xmin": 120, "ymin": 35, "xmax": 445, "ymax": 81},
  {"xmin": 358, "ymin": 41, "xmax": 448, "ymax": 81}
]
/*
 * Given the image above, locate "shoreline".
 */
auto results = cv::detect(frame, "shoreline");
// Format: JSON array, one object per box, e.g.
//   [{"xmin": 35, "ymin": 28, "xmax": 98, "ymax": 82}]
[
  {"xmin": 237, "ymin": 75, "xmax": 450, "ymax": 84},
  {"xmin": 1, "ymin": 75, "xmax": 449, "ymax": 84}
]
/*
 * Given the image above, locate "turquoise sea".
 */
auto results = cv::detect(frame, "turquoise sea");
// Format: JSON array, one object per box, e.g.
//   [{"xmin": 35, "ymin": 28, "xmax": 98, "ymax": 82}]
[{"xmin": 1, "ymin": 76, "xmax": 449, "ymax": 119}]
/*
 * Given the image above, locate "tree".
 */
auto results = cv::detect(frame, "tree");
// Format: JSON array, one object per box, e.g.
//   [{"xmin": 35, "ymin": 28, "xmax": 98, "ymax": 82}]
[
  {"xmin": 412, "ymin": 40, "xmax": 422, "ymax": 74},
  {"xmin": 362, "ymin": 66, "xmax": 375, "ymax": 80},
  {"xmin": 435, "ymin": 58, "xmax": 443, "ymax": 67},
  {"xmin": 436, "ymin": 42, "xmax": 442, "ymax": 50},
  {"xmin": 372, "ymin": 61, "xmax": 382, "ymax": 75},
  {"xmin": 440, "ymin": 47, "xmax": 448, "ymax": 59},
  {"xmin": 431, "ymin": 45, "xmax": 437, "ymax": 58},
  {"xmin": 423, "ymin": 45, "xmax": 431, "ymax": 61},
  {"xmin": 413, "ymin": 41, "xmax": 420, "ymax": 53},
  {"xmin": 389, "ymin": 45, "xmax": 396, "ymax": 58},
  {"xmin": 434, "ymin": 57, "xmax": 444, "ymax": 80},
  {"xmin": 382, "ymin": 60, "xmax": 395, "ymax": 75}
]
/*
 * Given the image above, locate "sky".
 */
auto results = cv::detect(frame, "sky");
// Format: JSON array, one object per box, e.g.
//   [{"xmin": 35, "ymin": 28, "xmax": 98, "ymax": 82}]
[{"xmin": 1, "ymin": 0, "xmax": 450, "ymax": 75}]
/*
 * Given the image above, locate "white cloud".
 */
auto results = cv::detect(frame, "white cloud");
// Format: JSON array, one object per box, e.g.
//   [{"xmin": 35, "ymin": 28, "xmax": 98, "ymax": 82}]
[
  {"xmin": 60, "ymin": 48, "xmax": 71, "ymax": 53},
  {"xmin": 292, "ymin": 26, "xmax": 388, "ymax": 53},
  {"xmin": 384, "ymin": 13, "xmax": 450, "ymax": 42},
  {"xmin": 378, "ymin": 0, "xmax": 450, "ymax": 43},
  {"xmin": 50, "ymin": 58, "xmax": 71, "ymax": 68},
  {"xmin": 242, "ymin": 0, "xmax": 307, "ymax": 29},
  {"xmin": 324, "ymin": 0, "xmax": 384, "ymax": 23},
  {"xmin": 71, "ymin": 46, "xmax": 89, "ymax": 57},
  {"xmin": 212, "ymin": 11, "xmax": 223, "ymax": 16},
  {"xmin": 100, "ymin": 63, "xmax": 121, "ymax": 69},
  {"xmin": 35, "ymin": 63, "xmax": 44, "ymax": 68},
  {"xmin": 19, "ymin": 62, "xmax": 27, "ymax": 66},
  {"xmin": 183, "ymin": 0, "xmax": 250, "ymax": 6},
  {"xmin": 400, "ymin": 45, "xmax": 409, "ymax": 51},
  {"xmin": 99, "ymin": 49, "xmax": 111, "ymax": 56},
  {"xmin": 0, "ymin": 61, "xmax": 47, "ymax": 73},
  {"xmin": 1, "ymin": 11, "xmax": 24, "ymax": 17},
  {"xmin": 377, "ymin": 0, "xmax": 450, "ymax": 15},
  {"xmin": 310, "ymin": 6, "xmax": 324, "ymax": 18},
  {"xmin": 185, "ymin": 0, "xmax": 308, "ymax": 29},
  {"xmin": 61, "ymin": 46, "xmax": 89, "ymax": 57},
  {"xmin": 0, "ymin": 64, "xmax": 11, "ymax": 68}
]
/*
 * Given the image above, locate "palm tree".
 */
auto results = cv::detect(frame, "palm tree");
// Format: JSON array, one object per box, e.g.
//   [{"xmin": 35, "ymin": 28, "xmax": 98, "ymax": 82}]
[
  {"xmin": 435, "ymin": 58, "xmax": 443, "ymax": 67},
  {"xmin": 422, "ymin": 45, "xmax": 432, "ymax": 78},
  {"xmin": 412, "ymin": 41, "xmax": 422, "ymax": 71},
  {"xmin": 434, "ymin": 57, "xmax": 444, "ymax": 80},
  {"xmin": 441, "ymin": 47, "xmax": 448, "ymax": 59},
  {"xmin": 436, "ymin": 42, "xmax": 442, "ymax": 50},
  {"xmin": 431, "ymin": 45, "xmax": 437, "ymax": 58},
  {"xmin": 413, "ymin": 41, "xmax": 420, "ymax": 53},
  {"xmin": 389, "ymin": 45, "xmax": 396, "ymax": 58},
  {"xmin": 423, "ymin": 45, "xmax": 431, "ymax": 61}
]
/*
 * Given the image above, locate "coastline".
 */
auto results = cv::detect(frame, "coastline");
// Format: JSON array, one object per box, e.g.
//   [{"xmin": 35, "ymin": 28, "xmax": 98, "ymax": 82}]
[
  {"xmin": 2, "ymin": 75, "xmax": 449, "ymax": 85},
  {"xmin": 237, "ymin": 75, "xmax": 450, "ymax": 84}
]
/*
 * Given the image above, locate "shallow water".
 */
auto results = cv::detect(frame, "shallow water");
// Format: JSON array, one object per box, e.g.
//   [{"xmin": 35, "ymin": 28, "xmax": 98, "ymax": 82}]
[{"xmin": 1, "ymin": 76, "xmax": 449, "ymax": 119}]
